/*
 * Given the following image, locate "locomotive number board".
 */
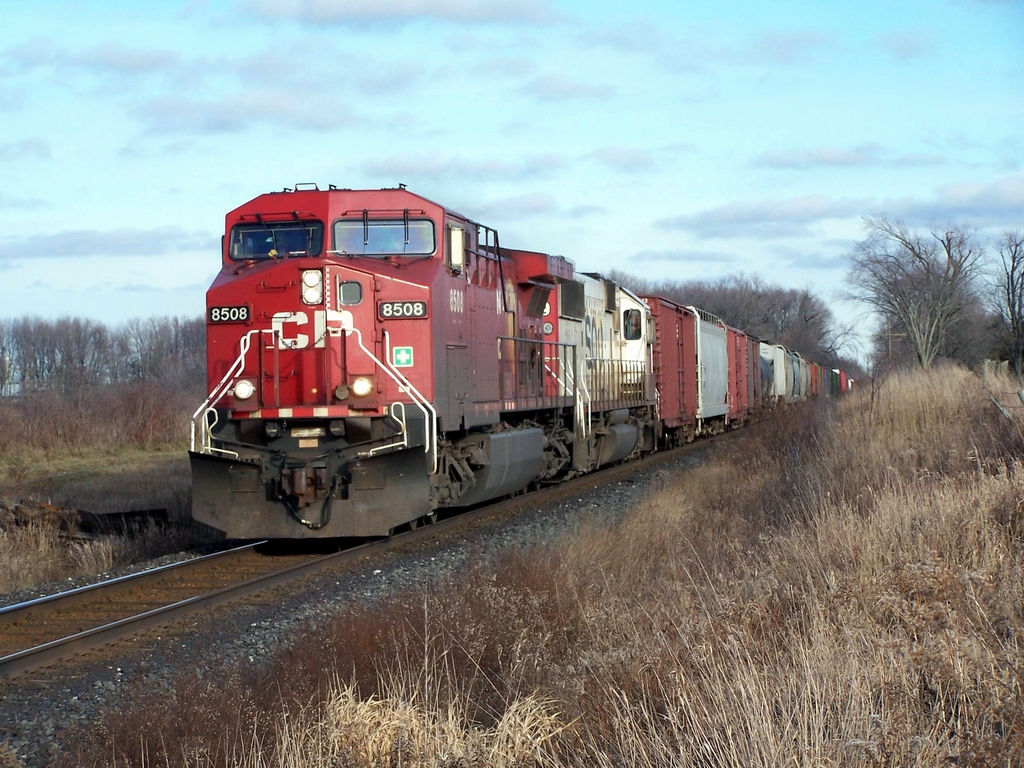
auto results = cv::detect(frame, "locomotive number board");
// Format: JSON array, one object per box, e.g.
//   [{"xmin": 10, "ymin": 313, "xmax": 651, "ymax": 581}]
[
  {"xmin": 209, "ymin": 305, "xmax": 251, "ymax": 323},
  {"xmin": 378, "ymin": 301, "xmax": 428, "ymax": 319}
]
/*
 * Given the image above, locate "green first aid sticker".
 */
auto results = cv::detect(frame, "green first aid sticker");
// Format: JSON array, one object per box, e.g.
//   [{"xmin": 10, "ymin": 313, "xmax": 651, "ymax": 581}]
[{"xmin": 392, "ymin": 346, "xmax": 414, "ymax": 367}]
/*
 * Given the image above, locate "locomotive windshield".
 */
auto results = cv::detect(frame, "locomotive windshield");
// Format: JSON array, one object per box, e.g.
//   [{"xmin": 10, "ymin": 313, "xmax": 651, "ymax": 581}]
[
  {"xmin": 333, "ymin": 218, "xmax": 435, "ymax": 256},
  {"xmin": 229, "ymin": 220, "xmax": 323, "ymax": 260}
]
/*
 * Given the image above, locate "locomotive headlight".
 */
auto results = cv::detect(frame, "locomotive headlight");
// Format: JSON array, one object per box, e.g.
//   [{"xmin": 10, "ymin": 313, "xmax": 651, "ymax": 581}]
[
  {"xmin": 350, "ymin": 377, "xmax": 373, "ymax": 397},
  {"xmin": 301, "ymin": 270, "xmax": 323, "ymax": 305},
  {"xmin": 233, "ymin": 379, "xmax": 256, "ymax": 400}
]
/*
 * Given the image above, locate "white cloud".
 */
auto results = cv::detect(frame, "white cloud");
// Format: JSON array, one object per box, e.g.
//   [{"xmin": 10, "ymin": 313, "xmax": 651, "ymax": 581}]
[
  {"xmin": 668, "ymin": 175, "xmax": 1024, "ymax": 242},
  {"xmin": 466, "ymin": 193, "xmax": 559, "ymax": 219},
  {"xmin": 745, "ymin": 30, "xmax": 836, "ymax": 65},
  {"xmin": 631, "ymin": 249, "xmax": 738, "ymax": 264},
  {"xmin": 242, "ymin": 0, "xmax": 554, "ymax": 25},
  {"xmin": 585, "ymin": 146, "xmax": 655, "ymax": 173},
  {"xmin": 657, "ymin": 196, "xmax": 870, "ymax": 239},
  {"xmin": 753, "ymin": 143, "xmax": 949, "ymax": 170},
  {"xmin": 875, "ymin": 30, "xmax": 934, "ymax": 61},
  {"xmin": 0, "ymin": 138, "xmax": 50, "ymax": 161},
  {"xmin": 360, "ymin": 153, "xmax": 567, "ymax": 181},
  {"xmin": 520, "ymin": 74, "xmax": 614, "ymax": 101},
  {"xmin": 567, "ymin": 204, "xmax": 606, "ymax": 218},
  {"xmin": 889, "ymin": 174, "xmax": 1024, "ymax": 227},
  {"xmin": 4, "ymin": 40, "xmax": 179, "ymax": 74},
  {"xmin": 753, "ymin": 143, "xmax": 884, "ymax": 169},
  {"xmin": 132, "ymin": 92, "xmax": 355, "ymax": 134},
  {"xmin": 579, "ymin": 19, "xmax": 663, "ymax": 53},
  {"xmin": 0, "ymin": 87, "xmax": 25, "ymax": 113},
  {"xmin": 0, "ymin": 193, "xmax": 48, "ymax": 209},
  {"xmin": 0, "ymin": 227, "xmax": 217, "ymax": 260}
]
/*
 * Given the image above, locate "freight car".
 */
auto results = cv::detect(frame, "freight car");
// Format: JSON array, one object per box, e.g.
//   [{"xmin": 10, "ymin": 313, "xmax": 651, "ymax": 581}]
[{"xmin": 189, "ymin": 186, "xmax": 846, "ymax": 539}]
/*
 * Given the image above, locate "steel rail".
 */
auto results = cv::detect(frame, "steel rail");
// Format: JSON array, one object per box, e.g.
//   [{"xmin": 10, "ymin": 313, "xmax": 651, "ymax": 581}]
[
  {"xmin": 0, "ymin": 430, "xmax": 735, "ymax": 680},
  {"xmin": 0, "ymin": 541, "xmax": 266, "ymax": 619}
]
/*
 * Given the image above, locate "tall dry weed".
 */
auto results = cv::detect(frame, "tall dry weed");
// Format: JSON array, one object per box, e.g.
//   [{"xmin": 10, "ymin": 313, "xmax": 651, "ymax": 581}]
[
  {"xmin": 73, "ymin": 366, "xmax": 1024, "ymax": 767},
  {"xmin": 0, "ymin": 516, "xmax": 211, "ymax": 596}
]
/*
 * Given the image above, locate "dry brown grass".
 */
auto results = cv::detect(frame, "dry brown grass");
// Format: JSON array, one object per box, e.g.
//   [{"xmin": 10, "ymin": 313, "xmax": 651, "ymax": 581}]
[
  {"xmin": 71, "ymin": 366, "xmax": 1024, "ymax": 767},
  {"xmin": 0, "ymin": 455, "xmax": 215, "ymax": 598},
  {"xmin": 0, "ymin": 511, "xmax": 212, "ymax": 597},
  {"xmin": 0, "ymin": 384, "xmax": 197, "ymax": 462}
]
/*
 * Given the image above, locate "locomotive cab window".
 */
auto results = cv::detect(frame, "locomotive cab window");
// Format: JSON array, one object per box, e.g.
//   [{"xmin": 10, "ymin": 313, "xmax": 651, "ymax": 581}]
[
  {"xmin": 229, "ymin": 221, "xmax": 323, "ymax": 260},
  {"xmin": 338, "ymin": 280, "xmax": 362, "ymax": 306},
  {"xmin": 333, "ymin": 218, "xmax": 435, "ymax": 256},
  {"xmin": 623, "ymin": 309, "xmax": 642, "ymax": 340}
]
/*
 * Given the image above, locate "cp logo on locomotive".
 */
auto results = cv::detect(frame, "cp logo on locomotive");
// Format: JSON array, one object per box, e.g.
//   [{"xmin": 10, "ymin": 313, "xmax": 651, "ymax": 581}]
[
  {"xmin": 271, "ymin": 310, "xmax": 353, "ymax": 349},
  {"xmin": 271, "ymin": 311, "xmax": 309, "ymax": 349}
]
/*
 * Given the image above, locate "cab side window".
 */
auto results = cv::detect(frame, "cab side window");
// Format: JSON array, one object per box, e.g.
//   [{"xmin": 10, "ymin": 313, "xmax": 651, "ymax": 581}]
[{"xmin": 623, "ymin": 309, "xmax": 642, "ymax": 340}]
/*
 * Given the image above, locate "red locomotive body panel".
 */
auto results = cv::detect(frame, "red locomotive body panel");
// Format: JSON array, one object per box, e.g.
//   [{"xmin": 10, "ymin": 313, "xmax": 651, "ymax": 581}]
[{"xmin": 206, "ymin": 188, "xmax": 451, "ymax": 421}]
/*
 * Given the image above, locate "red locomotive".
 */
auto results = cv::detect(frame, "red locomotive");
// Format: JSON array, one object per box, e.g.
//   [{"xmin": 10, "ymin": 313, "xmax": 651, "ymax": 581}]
[{"xmin": 190, "ymin": 185, "xmax": 849, "ymax": 539}]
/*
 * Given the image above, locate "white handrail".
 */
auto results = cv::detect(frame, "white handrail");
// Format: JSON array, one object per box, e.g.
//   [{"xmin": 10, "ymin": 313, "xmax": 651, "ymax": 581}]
[
  {"xmin": 190, "ymin": 318, "xmax": 436, "ymax": 472},
  {"xmin": 340, "ymin": 323, "xmax": 436, "ymax": 474},
  {"xmin": 543, "ymin": 356, "xmax": 573, "ymax": 398},
  {"xmin": 383, "ymin": 331, "xmax": 438, "ymax": 474},
  {"xmin": 576, "ymin": 356, "xmax": 591, "ymax": 438},
  {"xmin": 366, "ymin": 400, "xmax": 410, "ymax": 457},
  {"xmin": 190, "ymin": 329, "xmax": 268, "ymax": 454}
]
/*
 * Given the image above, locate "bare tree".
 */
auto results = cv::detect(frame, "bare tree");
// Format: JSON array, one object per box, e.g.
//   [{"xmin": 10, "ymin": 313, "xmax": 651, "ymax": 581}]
[
  {"xmin": 995, "ymin": 230, "xmax": 1024, "ymax": 376},
  {"xmin": 846, "ymin": 217, "xmax": 982, "ymax": 369},
  {"xmin": 609, "ymin": 271, "xmax": 852, "ymax": 365},
  {"xmin": 0, "ymin": 316, "xmax": 206, "ymax": 396}
]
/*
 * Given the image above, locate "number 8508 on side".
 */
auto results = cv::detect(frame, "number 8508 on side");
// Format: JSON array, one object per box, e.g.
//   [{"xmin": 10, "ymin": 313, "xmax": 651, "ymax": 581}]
[{"xmin": 378, "ymin": 301, "xmax": 428, "ymax": 319}]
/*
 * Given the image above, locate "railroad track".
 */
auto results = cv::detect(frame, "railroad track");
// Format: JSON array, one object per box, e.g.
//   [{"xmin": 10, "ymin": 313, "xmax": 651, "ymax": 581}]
[{"xmin": 0, "ymin": 431, "xmax": 734, "ymax": 681}]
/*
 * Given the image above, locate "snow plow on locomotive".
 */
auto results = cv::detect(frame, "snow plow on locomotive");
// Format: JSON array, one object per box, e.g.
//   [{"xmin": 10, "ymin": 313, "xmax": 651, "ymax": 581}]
[{"xmin": 189, "ymin": 186, "xmax": 658, "ymax": 539}]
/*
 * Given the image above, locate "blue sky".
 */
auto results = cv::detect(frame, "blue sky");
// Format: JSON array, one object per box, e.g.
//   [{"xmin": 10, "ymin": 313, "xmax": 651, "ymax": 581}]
[{"xmin": 1, "ymin": 0, "xmax": 1021, "ymax": 354}]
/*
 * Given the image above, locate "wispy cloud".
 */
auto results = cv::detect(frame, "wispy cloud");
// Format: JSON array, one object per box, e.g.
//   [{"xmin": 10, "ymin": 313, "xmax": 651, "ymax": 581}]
[
  {"xmin": 657, "ymin": 195, "xmax": 869, "ymax": 239},
  {"xmin": 4, "ymin": 40, "xmax": 180, "ymax": 74},
  {"xmin": 632, "ymin": 249, "xmax": 738, "ymax": 264},
  {"xmin": 0, "ymin": 193, "xmax": 48, "ymax": 209},
  {"xmin": 753, "ymin": 143, "xmax": 947, "ymax": 169},
  {"xmin": 567, "ymin": 204, "xmax": 606, "ymax": 218},
  {"xmin": 579, "ymin": 19, "xmax": 663, "ymax": 53},
  {"xmin": 0, "ymin": 87, "xmax": 25, "ymax": 113},
  {"xmin": 241, "ymin": 0, "xmax": 555, "ymax": 25},
  {"xmin": 585, "ymin": 146, "xmax": 655, "ymax": 173},
  {"xmin": 659, "ymin": 28, "xmax": 837, "ymax": 72},
  {"xmin": 668, "ymin": 175, "xmax": 1024, "ymax": 242},
  {"xmin": 0, "ymin": 227, "xmax": 217, "ymax": 260},
  {"xmin": 472, "ymin": 56, "xmax": 537, "ymax": 78},
  {"xmin": 889, "ymin": 174, "xmax": 1024, "ymax": 228},
  {"xmin": 774, "ymin": 246, "xmax": 848, "ymax": 271},
  {"xmin": 875, "ymin": 30, "xmax": 934, "ymax": 61},
  {"xmin": 0, "ymin": 138, "xmax": 50, "ymax": 162},
  {"xmin": 891, "ymin": 152, "xmax": 947, "ymax": 167},
  {"xmin": 754, "ymin": 143, "xmax": 884, "ymax": 169},
  {"xmin": 744, "ymin": 30, "xmax": 836, "ymax": 65},
  {"xmin": 360, "ymin": 153, "xmax": 566, "ymax": 181},
  {"xmin": 131, "ymin": 91, "xmax": 355, "ymax": 134},
  {"xmin": 466, "ymin": 193, "xmax": 559, "ymax": 219},
  {"xmin": 520, "ymin": 74, "xmax": 614, "ymax": 101}
]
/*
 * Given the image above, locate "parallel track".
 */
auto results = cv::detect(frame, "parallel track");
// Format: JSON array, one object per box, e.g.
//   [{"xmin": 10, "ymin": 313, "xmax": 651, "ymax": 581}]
[{"xmin": 0, "ymin": 431, "xmax": 733, "ymax": 680}]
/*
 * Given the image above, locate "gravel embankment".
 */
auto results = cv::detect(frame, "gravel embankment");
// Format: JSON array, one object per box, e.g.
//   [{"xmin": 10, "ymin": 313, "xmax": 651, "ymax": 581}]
[{"xmin": 0, "ymin": 449, "xmax": 707, "ymax": 766}]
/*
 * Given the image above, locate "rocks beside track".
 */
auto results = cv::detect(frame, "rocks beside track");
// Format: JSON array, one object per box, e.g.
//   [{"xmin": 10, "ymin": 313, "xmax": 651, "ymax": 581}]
[{"xmin": 0, "ymin": 448, "xmax": 709, "ymax": 766}]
